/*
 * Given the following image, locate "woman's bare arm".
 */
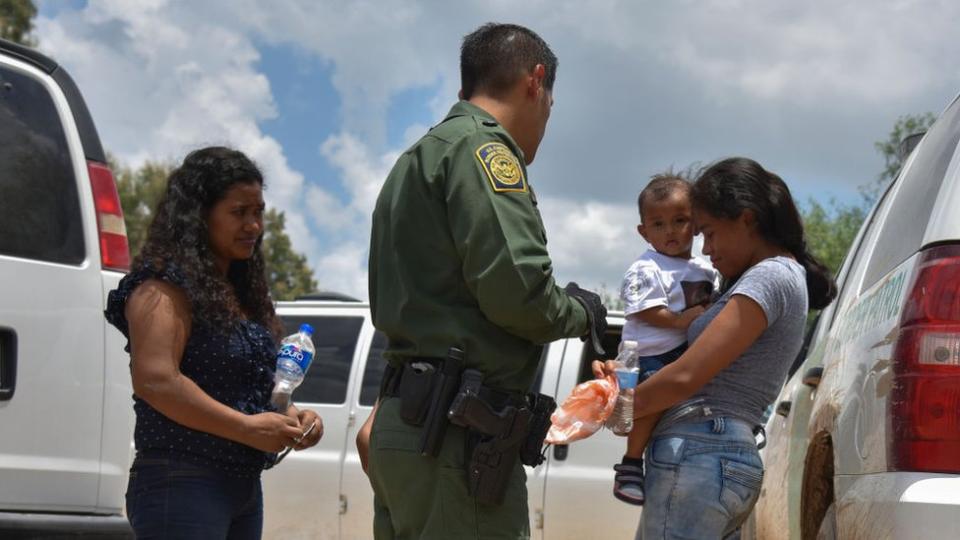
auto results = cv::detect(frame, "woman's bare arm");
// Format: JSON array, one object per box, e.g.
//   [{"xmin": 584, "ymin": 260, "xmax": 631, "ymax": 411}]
[
  {"xmin": 127, "ymin": 279, "xmax": 301, "ymax": 452},
  {"xmin": 631, "ymin": 304, "xmax": 706, "ymax": 330},
  {"xmin": 629, "ymin": 295, "xmax": 768, "ymax": 418},
  {"xmin": 356, "ymin": 399, "xmax": 378, "ymax": 474}
]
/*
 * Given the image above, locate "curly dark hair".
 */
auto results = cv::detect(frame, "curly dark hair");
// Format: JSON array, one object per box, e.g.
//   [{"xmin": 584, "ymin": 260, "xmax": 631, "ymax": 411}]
[{"xmin": 133, "ymin": 146, "xmax": 281, "ymax": 336}]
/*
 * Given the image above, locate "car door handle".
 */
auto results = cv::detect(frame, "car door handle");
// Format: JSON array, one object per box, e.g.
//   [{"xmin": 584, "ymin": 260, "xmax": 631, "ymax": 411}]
[
  {"xmin": 802, "ymin": 366, "xmax": 824, "ymax": 388},
  {"xmin": 553, "ymin": 444, "xmax": 568, "ymax": 461},
  {"xmin": 0, "ymin": 328, "xmax": 17, "ymax": 401},
  {"xmin": 775, "ymin": 400, "xmax": 792, "ymax": 417}
]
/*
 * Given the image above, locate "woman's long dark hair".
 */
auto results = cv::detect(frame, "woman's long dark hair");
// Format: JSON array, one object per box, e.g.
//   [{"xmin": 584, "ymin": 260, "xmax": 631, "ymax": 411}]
[
  {"xmin": 691, "ymin": 157, "xmax": 837, "ymax": 310},
  {"xmin": 133, "ymin": 146, "xmax": 281, "ymax": 336}
]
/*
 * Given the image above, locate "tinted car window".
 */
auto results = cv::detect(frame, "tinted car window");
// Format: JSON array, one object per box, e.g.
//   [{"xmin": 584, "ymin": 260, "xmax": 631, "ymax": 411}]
[
  {"xmin": 0, "ymin": 65, "xmax": 84, "ymax": 264},
  {"xmin": 281, "ymin": 315, "xmax": 363, "ymax": 405},
  {"xmin": 862, "ymin": 97, "xmax": 960, "ymax": 290},
  {"xmin": 359, "ymin": 331, "xmax": 388, "ymax": 406}
]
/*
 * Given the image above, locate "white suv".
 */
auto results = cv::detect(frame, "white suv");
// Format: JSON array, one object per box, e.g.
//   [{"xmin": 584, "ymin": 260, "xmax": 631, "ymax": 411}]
[
  {"xmin": 748, "ymin": 92, "xmax": 960, "ymax": 539},
  {"xmin": 264, "ymin": 297, "xmax": 639, "ymax": 539},
  {"xmin": 0, "ymin": 38, "xmax": 134, "ymax": 537}
]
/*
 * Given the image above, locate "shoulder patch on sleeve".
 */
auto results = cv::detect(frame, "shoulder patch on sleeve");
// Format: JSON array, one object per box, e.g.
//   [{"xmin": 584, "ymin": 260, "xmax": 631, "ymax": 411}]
[{"xmin": 475, "ymin": 142, "xmax": 527, "ymax": 193}]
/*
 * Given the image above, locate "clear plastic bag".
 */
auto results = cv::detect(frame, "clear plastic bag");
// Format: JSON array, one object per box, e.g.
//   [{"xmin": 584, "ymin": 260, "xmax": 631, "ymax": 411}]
[{"xmin": 545, "ymin": 374, "xmax": 619, "ymax": 444}]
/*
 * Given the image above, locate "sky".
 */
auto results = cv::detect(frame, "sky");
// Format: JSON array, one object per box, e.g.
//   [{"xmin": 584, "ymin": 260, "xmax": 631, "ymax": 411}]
[{"xmin": 34, "ymin": 0, "xmax": 960, "ymax": 300}]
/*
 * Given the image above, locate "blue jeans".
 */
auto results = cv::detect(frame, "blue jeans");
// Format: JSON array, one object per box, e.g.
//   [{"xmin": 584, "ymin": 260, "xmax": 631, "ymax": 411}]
[
  {"xmin": 637, "ymin": 343, "xmax": 687, "ymax": 382},
  {"xmin": 125, "ymin": 456, "xmax": 263, "ymax": 540},
  {"xmin": 637, "ymin": 417, "xmax": 763, "ymax": 540}
]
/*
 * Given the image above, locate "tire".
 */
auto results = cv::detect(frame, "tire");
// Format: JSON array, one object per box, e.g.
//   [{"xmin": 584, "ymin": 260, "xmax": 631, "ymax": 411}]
[{"xmin": 815, "ymin": 502, "xmax": 836, "ymax": 540}]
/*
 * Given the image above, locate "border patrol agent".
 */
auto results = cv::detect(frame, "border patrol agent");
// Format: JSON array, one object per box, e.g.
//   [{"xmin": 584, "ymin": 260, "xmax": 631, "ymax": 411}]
[{"xmin": 360, "ymin": 23, "xmax": 608, "ymax": 539}]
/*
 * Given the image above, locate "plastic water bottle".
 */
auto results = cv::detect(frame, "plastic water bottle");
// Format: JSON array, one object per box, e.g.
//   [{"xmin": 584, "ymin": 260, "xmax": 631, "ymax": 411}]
[
  {"xmin": 608, "ymin": 340, "xmax": 640, "ymax": 436},
  {"xmin": 270, "ymin": 324, "xmax": 316, "ymax": 410}
]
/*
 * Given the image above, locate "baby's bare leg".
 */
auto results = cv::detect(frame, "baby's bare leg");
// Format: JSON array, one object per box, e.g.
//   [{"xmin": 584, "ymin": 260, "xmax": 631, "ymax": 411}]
[{"xmin": 625, "ymin": 412, "xmax": 661, "ymax": 459}]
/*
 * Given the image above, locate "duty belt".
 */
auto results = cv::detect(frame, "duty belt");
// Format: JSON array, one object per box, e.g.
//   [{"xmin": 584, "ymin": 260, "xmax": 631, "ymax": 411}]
[
  {"xmin": 380, "ymin": 360, "xmax": 526, "ymax": 410},
  {"xmin": 377, "ymin": 350, "xmax": 557, "ymax": 506}
]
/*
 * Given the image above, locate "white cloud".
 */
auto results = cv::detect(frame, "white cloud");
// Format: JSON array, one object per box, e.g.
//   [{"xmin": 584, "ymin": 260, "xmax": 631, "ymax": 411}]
[
  {"xmin": 537, "ymin": 196, "xmax": 645, "ymax": 291},
  {"xmin": 306, "ymin": 133, "xmax": 400, "ymax": 299},
  {"xmin": 34, "ymin": 0, "xmax": 960, "ymax": 300},
  {"xmin": 35, "ymin": 0, "xmax": 319, "ymax": 290},
  {"xmin": 658, "ymin": 2, "xmax": 953, "ymax": 105},
  {"xmin": 320, "ymin": 133, "xmax": 398, "ymax": 218},
  {"xmin": 216, "ymin": 0, "xmax": 462, "ymax": 151},
  {"xmin": 312, "ymin": 242, "xmax": 369, "ymax": 302}
]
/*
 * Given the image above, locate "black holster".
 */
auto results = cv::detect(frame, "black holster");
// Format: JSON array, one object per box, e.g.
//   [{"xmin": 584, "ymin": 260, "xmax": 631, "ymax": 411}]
[
  {"xmin": 519, "ymin": 392, "xmax": 557, "ymax": 467},
  {"xmin": 448, "ymin": 369, "xmax": 532, "ymax": 506},
  {"xmin": 379, "ymin": 348, "xmax": 465, "ymax": 458}
]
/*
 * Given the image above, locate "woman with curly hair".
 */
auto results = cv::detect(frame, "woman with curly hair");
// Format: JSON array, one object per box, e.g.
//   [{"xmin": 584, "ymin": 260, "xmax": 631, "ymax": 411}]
[{"xmin": 105, "ymin": 146, "xmax": 322, "ymax": 539}]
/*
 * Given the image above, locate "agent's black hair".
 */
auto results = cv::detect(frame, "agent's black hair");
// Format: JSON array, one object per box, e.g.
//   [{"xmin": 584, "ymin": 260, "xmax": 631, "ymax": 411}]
[
  {"xmin": 133, "ymin": 146, "xmax": 281, "ymax": 336},
  {"xmin": 691, "ymin": 157, "xmax": 837, "ymax": 310},
  {"xmin": 637, "ymin": 172, "xmax": 691, "ymax": 222},
  {"xmin": 460, "ymin": 23, "xmax": 557, "ymax": 100}
]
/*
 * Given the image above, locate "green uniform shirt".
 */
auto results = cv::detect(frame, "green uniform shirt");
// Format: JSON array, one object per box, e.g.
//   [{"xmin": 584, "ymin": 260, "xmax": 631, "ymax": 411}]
[{"xmin": 369, "ymin": 100, "xmax": 588, "ymax": 393}]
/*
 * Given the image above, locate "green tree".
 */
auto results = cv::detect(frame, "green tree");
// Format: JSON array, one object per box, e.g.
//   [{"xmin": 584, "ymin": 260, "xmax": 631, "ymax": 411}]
[
  {"xmin": 110, "ymin": 157, "xmax": 317, "ymax": 300},
  {"xmin": 0, "ymin": 0, "xmax": 37, "ymax": 46},
  {"xmin": 800, "ymin": 198, "xmax": 866, "ymax": 277},
  {"xmin": 801, "ymin": 111, "xmax": 935, "ymax": 285},
  {"xmin": 262, "ymin": 209, "xmax": 318, "ymax": 300},
  {"xmin": 861, "ymin": 112, "xmax": 936, "ymax": 206},
  {"xmin": 111, "ymin": 156, "xmax": 171, "ymax": 258}
]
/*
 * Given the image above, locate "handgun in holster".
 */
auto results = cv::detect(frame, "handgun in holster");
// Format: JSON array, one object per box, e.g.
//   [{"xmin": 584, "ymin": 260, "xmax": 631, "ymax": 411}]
[
  {"xmin": 417, "ymin": 347, "xmax": 465, "ymax": 457},
  {"xmin": 448, "ymin": 369, "xmax": 532, "ymax": 506}
]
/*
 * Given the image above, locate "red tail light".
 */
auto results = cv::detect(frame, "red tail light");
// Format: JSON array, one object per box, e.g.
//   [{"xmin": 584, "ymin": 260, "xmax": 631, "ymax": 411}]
[
  {"xmin": 889, "ymin": 244, "xmax": 960, "ymax": 473},
  {"xmin": 87, "ymin": 161, "xmax": 130, "ymax": 272}
]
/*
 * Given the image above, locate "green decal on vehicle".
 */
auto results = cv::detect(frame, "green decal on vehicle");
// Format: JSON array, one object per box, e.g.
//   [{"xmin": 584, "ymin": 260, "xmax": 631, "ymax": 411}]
[{"xmin": 835, "ymin": 269, "xmax": 908, "ymax": 346}]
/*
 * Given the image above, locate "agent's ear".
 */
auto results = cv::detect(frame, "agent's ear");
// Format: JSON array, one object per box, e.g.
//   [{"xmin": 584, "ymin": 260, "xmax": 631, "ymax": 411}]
[
  {"xmin": 458, "ymin": 89, "xmax": 464, "ymax": 100},
  {"xmin": 527, "ymin": 64, "xmax": 546, "ymax": 97}
]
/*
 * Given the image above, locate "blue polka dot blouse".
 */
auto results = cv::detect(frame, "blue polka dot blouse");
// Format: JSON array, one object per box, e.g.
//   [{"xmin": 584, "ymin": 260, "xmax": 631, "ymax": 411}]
[{"xmin": 105, "ymin": 264, "xmax": 278, "ymax": 477}]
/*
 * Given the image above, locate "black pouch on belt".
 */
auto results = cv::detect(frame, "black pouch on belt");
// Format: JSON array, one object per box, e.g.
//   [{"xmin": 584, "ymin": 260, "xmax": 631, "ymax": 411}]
[
  {"xmin": 398, "ymin": 361, "xmax": 437, "ymax": 426},
  {"xmin": 418, "ymin": 347, "xmax": 465, "ymax": 457},
  {"xmin": 519, "ymin": 392, "xmax": 557, "ymax": 467}
]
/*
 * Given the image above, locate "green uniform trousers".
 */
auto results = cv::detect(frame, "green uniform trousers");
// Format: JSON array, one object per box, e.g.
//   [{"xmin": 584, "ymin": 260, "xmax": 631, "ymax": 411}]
[{"xmin": 368, "ymin": 397, "xmax": 530, "ymax": 539}]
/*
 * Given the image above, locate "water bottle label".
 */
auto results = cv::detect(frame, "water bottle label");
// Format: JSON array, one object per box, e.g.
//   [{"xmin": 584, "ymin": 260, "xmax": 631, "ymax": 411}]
[
  {"xmin": 278, "ymin": 344, "xmax": 313, "ymax": 373},
  {"xmin": 616, "ymin": 370, "xmax": 639, "ymax": 389}
]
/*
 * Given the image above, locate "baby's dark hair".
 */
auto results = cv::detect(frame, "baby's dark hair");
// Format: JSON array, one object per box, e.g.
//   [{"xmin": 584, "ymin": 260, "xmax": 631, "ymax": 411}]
[{"xmin": 637, "ymin": 172, "xmax": 691, "ymax": 221}]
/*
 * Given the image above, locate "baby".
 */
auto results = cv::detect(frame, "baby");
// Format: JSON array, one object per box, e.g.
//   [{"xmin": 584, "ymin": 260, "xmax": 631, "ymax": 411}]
[{"xmin": 613, "ymin": 173, "xmax": 719, "ymax": 505}]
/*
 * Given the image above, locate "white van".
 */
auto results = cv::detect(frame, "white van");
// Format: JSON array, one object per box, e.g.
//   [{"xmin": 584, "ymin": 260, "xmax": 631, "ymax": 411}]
[
  {"xmin": 747, "ymin": 92, "xmax": 960, "ymax": 539},
  {"xmin": 265, "ymin": 298, "xmax": 640, "ymax": 539},
  {"xmin": 0, "ymin": 38, "xmax": 134, "ymax": 537}
]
